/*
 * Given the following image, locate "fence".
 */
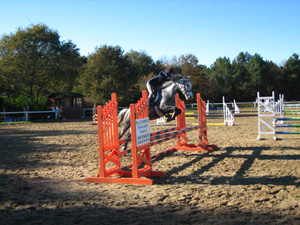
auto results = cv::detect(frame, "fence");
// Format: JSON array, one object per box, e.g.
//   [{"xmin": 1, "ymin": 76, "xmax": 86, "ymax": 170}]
[{"xmin": 0, "ymin": 107, "xmax": 59, "ymax": 121}]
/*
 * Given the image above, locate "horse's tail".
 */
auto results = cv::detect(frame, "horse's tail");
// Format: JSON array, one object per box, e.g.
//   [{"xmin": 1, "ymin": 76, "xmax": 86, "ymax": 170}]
[{"xmin": 118, "ymin": 108, "xmax": 128, "ymax": 125}]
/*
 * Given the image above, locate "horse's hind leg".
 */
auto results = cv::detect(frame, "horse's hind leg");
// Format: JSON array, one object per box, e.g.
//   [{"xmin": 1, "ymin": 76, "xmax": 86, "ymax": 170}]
[
  {"xmin": 121, "ymin": 131, "xmax": 131, "ymax": 151},
  {"xmin": 119, "ymin": 124, "xmax": 131, "ymax": 151},
  {"xmin": 118, "ymin": 109, "xmax": 132, "ymax": 150}
]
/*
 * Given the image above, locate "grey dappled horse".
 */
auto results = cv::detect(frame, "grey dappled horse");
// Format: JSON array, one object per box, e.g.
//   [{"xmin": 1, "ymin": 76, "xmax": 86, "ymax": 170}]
[{"xmin": 118, "ymin": 74, "xmax": 193, "ymax": 149}]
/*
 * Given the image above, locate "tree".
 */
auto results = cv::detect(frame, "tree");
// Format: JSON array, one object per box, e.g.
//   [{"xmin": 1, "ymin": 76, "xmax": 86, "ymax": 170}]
[
  {"xmin": 209, "ymin": 57, "xmax": 233, "ymax": 101},
  {"xmin": 126, "ymin": 50, "xmax": 154, "ymax": 76},
  {"xmin": 246, "ymin": 54, "xmax": 281, "ymax": 97},
  {"xmin": 0, "ymin": 24, "xmax": 81, "ymax": 107},
  {"xmin": 231, "ymin": 52, "xmax": 252, "ymax": 100},
  {"xmin": 245, "ymin": 53, "xmax": 266, "ymax": 98},
  {"xmin": 126, "ymin": 50, "xmax": 157, "ymax": 92},
  {"xmin": 179, "ymin": 54, "xmax": 209, "ymax": 98},
  {"xmin": 76, "ymin": 45, "xmax": 141, "ymax": 106},
  {"xmin": 263, "ymin": 60, "xmax": 281, "ymax": 96},
  {"xmin": 51, "ymin": 41, "xmax": 86, "ymax": 93},
  {"xmin": 280, "ymin": 53, "xmax": 300, "ymax": 100},
  {"xmin": 163, "ymin": 54, "xmax": 211, "ymax": 99}
]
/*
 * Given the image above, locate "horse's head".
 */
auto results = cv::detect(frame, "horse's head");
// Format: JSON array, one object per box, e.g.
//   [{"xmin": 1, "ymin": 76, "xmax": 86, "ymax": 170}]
[{"xmin": 172, "ymin": 75, "xmax": 193, "ymax": 101}]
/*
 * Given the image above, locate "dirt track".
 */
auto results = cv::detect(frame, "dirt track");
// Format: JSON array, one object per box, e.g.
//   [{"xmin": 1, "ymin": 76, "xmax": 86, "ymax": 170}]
[{"xmin": 1, "ymin": 109, "xmax": 300, "ymax": 224}]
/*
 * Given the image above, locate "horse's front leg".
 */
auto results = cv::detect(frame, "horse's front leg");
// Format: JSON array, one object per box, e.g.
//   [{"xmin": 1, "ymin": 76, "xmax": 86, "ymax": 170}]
[
  {"xmin": 160, "ymin": 103, "xmax": 182, "ymax": 122},
  {"xmin": 166, "ymin": 107, "xmax": 182, "ymax": 122}
]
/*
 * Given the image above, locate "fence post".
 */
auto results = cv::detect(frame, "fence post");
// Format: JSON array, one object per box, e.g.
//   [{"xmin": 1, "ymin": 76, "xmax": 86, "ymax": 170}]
[
  {"xmin": 206, "ymin": 100, "xmax": 209, "ymax": 114},
  {"xmin": 82, "ymin": 108, "xmax": 85, "ymax": 119}
]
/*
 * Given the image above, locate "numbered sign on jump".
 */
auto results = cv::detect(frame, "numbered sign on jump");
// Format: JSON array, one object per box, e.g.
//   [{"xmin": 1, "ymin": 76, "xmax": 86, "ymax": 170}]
[{"xmin": 135, "ymin": 118, "xmax": 150, "ymax": 146}]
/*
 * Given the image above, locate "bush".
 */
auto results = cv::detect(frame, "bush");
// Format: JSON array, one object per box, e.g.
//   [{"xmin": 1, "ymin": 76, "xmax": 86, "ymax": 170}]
[{"xmin": 1, "ymin": 96, "xmax": 48, "ymax": 111}]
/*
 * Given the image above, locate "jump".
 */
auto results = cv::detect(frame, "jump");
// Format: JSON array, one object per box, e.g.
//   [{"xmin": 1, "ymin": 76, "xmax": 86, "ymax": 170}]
[{"xmin": 117, "ymin": 74, "xmax": 193, "ymax": 149}]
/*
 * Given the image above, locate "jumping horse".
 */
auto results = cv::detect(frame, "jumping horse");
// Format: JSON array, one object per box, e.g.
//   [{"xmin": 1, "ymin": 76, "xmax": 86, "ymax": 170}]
[{"xmin": 117, "ymin": 74, "xmax": 193, "ymax": 149}]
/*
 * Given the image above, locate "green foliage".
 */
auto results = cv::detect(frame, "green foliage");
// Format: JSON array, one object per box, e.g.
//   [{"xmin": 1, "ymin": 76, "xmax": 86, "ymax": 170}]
[
  {"xmin": 76, "ymin": 45, "xmax": 144, "ymax": 106},
  {"xmin": 2, "ymin": 95, "xmax": 48, "ymax": 111},
  {"xmin": 0, "ymin": 24, "xmax": 83, "ymax": 106},
  {"xmin": 0, "ymin": 121, "xmax": 31, "ymax": 125},
  {"xmin": 209, "ymin": 57, "xmax": 233, "ymax": 100},
  {"xmin": 75, "ymin": 50, "xmax": 300, "ymax": 103},
  {"xmin": 1, "ymin": 23, "xmax": 300, "ymax": 108},
  {"xmin": 164, "ymin": 54, "xmax": 211, "ymax": 99},
  {"xmin": 280, "ymin": 54, "xmax": 300, "ymax": 100},
  {"xmin": 126, "ymin": 50, "xmax": 154, "ymax": 76},
  {"xmin": 207, "ymin": 52, "xmax": 300, "ymax": 101}
]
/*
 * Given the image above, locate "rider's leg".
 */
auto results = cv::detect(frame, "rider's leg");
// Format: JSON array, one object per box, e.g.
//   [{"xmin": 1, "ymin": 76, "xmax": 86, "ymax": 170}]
[
  {"xmin": 148, "ymin": 89, "xmax": 154, "ymax": 100},
  {"xmin": 146, "ymin": 80, "xmax": 154, "ymax": 101}
]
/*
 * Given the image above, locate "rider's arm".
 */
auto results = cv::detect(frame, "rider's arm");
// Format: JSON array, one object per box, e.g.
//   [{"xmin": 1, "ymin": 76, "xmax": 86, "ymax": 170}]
[
  {"xmin": 149, "ymin": 71, "xmax": 168, "ymax": 86},
  {"xmin": 148, "ymin": 76, "xmax": 160, "ymax": 86},
  {"xmin": 158, "ymin": 71, "xmax": 168, "ymax": 78}
]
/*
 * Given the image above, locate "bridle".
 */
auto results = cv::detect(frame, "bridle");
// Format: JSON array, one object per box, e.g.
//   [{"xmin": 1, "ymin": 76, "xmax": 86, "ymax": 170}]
[{"xmin": 173, "ymin": 77, "xmax": 193, "ymax": 100}]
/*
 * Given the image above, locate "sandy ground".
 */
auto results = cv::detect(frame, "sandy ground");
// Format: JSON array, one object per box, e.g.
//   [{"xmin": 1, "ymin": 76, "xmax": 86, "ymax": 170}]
[{"xmin": 1, "ymin": 109, "xmax": 300, "ymax": 225}]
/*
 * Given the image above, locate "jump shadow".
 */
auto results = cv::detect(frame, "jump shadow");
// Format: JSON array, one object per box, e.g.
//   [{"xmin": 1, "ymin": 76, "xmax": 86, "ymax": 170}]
[{"xmin": 153, "ymin": 146, "xmax": 300, "ymax": 186}]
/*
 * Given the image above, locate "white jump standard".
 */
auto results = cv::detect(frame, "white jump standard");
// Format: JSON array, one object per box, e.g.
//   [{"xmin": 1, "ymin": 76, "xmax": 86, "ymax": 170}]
[
  {"xmin": 257, "ymin": 91, "xmax": 276, "ymax": 140},
  {"xmin": 257, "ymin": 91, "xmax": 300, "ymax": 140}
]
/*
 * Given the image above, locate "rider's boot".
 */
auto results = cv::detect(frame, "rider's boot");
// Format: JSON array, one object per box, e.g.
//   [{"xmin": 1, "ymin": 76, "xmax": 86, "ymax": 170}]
[{"xmin": 148, "ymin": 93, "xmax": 154, "ymax": 107}]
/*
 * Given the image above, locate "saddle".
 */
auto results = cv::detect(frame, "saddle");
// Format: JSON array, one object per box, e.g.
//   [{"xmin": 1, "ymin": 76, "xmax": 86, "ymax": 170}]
[
  {"xmin": 151, "ymin": 80, "xmax": 174, "ymax": 104},
  {"xmin": 149, "ymin": 90, "xmax": 163, "ymax": 117},
  {"xmin": 150, "ymin": 88, "xmax": 181, "ymax": 121},
  {"xmin": 152, "ymin": 90, "xmax": 161, "ymax": 104}
]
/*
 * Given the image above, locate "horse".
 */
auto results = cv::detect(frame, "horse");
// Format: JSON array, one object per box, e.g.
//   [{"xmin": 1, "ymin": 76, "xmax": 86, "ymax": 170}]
[{"xmin": 117, "ymin": 74, "xmax": 193, "ymax": 149}]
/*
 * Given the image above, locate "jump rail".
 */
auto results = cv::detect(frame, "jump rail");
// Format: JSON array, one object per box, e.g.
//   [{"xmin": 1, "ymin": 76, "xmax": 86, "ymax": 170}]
[{"xmin": 86, "ymin": 90, "xmax": 217, "ymax": 185}]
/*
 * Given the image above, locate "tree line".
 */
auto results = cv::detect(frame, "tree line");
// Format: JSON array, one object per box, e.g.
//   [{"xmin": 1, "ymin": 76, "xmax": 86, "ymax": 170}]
[{"xmin": 1, "ymin": 24, "xmax": 300, "ymax": 110}]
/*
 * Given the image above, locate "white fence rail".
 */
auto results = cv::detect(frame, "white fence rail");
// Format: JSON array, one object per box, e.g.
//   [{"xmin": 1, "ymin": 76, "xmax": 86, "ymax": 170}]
[
  {"xmin": 0, "ymin": 109, "xmax": 59, "ymax": 121},
  {"xmin": 187, "ymin": 101, "xmax": 258, "ymax": 109},
  {"xmin": 1, "ymin": 106, "xmax": 131, "ymax": 122}
]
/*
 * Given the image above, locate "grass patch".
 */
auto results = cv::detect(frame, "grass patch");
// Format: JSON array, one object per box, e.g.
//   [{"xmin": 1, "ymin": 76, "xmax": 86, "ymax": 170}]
[{"xmin": 0, "ymin": 121, "xmax": 31, "ymax": 126}]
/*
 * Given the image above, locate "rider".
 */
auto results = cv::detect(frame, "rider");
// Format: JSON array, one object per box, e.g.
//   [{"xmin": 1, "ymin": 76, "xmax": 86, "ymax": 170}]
[
  {"xmin": 146, "ymin": 67, "xmax": 175, "ymax": 102},
  {"xmin": 146, "ymin": 67, "xmax": 181, "ymax": 121}
]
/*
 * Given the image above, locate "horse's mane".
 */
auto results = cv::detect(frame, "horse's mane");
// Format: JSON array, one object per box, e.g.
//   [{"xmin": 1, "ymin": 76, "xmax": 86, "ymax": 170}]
[
  {"xmin": 159, "ymin": 74, "xmax": 185, "ymax": 88},
  {"xmin": 172, "ymin": 74, "xmax": 184, "ymax": 81}
]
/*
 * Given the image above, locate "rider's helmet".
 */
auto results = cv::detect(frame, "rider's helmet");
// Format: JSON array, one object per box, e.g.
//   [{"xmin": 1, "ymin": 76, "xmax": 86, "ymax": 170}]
[{"xmin": 165, "ymin": 67, "xmax": 175, "ymax": 77}]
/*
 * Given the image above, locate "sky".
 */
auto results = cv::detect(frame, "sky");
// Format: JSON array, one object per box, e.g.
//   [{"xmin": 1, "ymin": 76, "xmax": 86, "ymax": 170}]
[{"xmin": 1, "ymin": 0, "xmax": 300, "ymax": 67}]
